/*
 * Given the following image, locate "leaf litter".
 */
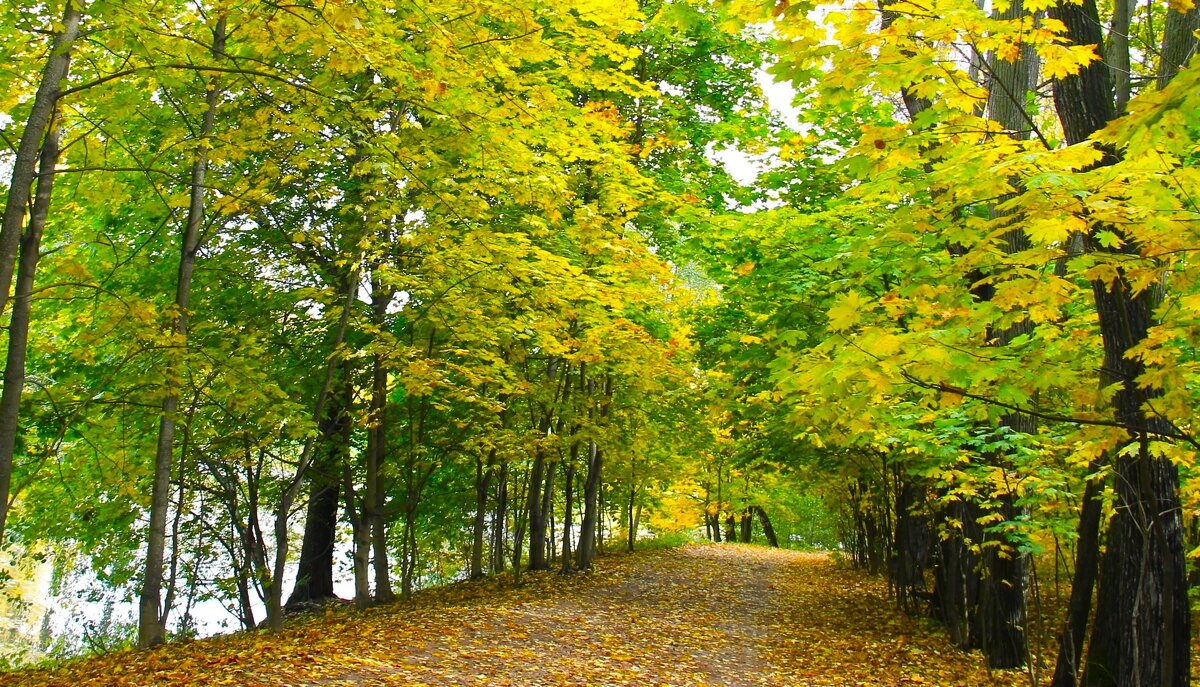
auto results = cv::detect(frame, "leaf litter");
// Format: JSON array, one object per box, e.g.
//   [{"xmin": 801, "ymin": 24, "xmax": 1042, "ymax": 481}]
[{"xmin": 1, "ymin": 545, "xmax": 1028, "ymax": 686}]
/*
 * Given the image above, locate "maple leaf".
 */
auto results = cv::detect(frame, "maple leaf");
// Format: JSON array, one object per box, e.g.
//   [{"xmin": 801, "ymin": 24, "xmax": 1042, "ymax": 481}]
[{"xmin": 827, "ymin": 291, "xmax": 869, "ymax": 332}]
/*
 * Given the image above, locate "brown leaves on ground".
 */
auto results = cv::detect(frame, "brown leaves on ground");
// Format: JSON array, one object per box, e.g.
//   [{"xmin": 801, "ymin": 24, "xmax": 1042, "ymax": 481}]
[{"xmin": 2, "ymin": 545, "xmax": 1028, "ymax": 686}]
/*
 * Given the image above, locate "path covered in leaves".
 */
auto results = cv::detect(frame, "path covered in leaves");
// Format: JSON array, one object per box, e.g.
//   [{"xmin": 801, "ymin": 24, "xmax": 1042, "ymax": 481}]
[{"xmin": 4, "ymin": 545, "xmax": 1028, "ymax": 686}]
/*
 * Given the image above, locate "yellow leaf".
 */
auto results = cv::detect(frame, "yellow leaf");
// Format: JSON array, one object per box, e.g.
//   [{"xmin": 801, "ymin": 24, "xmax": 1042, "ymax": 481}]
[{"xmin": 828, "ymin": 291, "xmax": 867, "ymax": 331}]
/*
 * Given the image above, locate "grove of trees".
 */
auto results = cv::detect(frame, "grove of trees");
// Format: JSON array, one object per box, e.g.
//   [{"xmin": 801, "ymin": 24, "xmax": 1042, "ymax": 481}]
[{"xmin": 1, "ymin": 0, "xmax": 1198, "ymax": 686}]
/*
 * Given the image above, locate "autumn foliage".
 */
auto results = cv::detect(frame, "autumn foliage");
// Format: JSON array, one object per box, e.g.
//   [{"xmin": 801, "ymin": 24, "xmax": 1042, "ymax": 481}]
[
  {"xmin": 0, "ymin": 546, "xmax": 1034, "ymax": 687},
  {"xmin": 1, "ymin": 0, "xmax": 1199, "ymax": 683}
]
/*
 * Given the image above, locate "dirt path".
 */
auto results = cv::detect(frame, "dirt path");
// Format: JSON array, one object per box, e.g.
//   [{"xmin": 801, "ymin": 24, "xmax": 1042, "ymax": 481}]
[{"xmin": 2, "ymin": 545, "xmax": 1029, "ymax": 687}]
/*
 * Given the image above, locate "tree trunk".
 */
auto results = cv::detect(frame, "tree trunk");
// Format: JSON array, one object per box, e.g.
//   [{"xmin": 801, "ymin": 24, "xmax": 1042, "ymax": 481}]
[
  {"xmin": 739, "ymin": 511, "xmax": 752, "ymax": 543},
  {"xmin": 932, "ymin": 499, "xmax": 983, "ymax": 650},
  {"xmin": 970, "ymin": 3, "xmax": 1038, "ymax": 666},
  {"xmin": 889, "ymin": 478, "xmax": 929, "ymax": 611},
  {"xmin": 491, "ymin": 461, "xmax": 509, "ymax": 574},
  {"xmin": 285, "ymin": 387, "xmax": 347, "ymax": 609},
  {"xmin": 401, "ymin": 490, "xmax": 418, "ymax": 599},
  {"xmin": 1106, "ymin": 0, "xmax": 1133, "ymax": 113},
  {"xmin": 1082, "ymin": 443, "xmax": 1187, "ymax": 687},
  {"xmin": 138, "ymin": 18, "xmax": 225, "ymax": 649},
  {"xmin": 626, "ymin": 468, "xmax": 637, "ymax": 553},
  {"xmin": 633, "ymin": 502, "xmax": 643, "ymax": 545},
  {"xmin": 470, "ymin": 448, "xmax": 497, "ymax": 580},
  {"xmin": 1051, "ymin": 2, "xmax": 1191, "ymax": 684},
  {"xmin": 0, "ymin": 2, "xmax": 80, "ymax": 318},
  {"xmin": 345, "ymin": 462, "xmax": 371, "ymax": 610},
  {"xmin": 577, "ymin": 376, "xmax": 609, "ymax": 570},
  {"xmin": 367, "ymin": 348, "xmax": 394, "ymax": 603},
  {"xmin": 267, "ymin": 262, "xmax": 359, "ymax": 632},
  {"xmin": 750, "ymin": 506, "xmax": 779, "ymax": 548},
  {"xmin": 539, "ymin": 453, "xmax": 556, "ymax": 567},
  {"xmin": 561, "ymin": 456, "xmax": 577, "ymax": 574},
  {"xmin": 0, "ymin": 110, "xmax": 62, "ymax": 541},
  {"xmin": 1051, "ymin": 464, "xmax": 1107, "ymax": 687},
  {"xmin": 724, "ymin": 513, "xmax": 738, "ymax": 544},
  {"xmin": 511, "ymin": 468, "xmax": 529, "ymax": 580},
  {"xmin": 979, "ymin": 491, "xmax": 1028, "ymax": 668},
  {"xmin": 526, "ymin": 445, "xmax": 549, "ymax": 571},
  {"xmin": 1158, "ymin": 5, "xmax": 1200, "ymax": 89},
  {"xmin": 577, "ymin": 440, "xmax": 602, "ymax": 570}
]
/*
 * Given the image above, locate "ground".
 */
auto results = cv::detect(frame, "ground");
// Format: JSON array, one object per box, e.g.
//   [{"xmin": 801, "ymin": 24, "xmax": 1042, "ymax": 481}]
[{"xmin": 1, "ymin": 545, "xmax": 1032, "ymax": 686}]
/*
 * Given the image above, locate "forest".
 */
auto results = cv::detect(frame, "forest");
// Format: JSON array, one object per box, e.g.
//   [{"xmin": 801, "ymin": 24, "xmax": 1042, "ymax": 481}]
[{"xmin": 0, "ymin": 0, "xmax": 1197, "ymax": 685}]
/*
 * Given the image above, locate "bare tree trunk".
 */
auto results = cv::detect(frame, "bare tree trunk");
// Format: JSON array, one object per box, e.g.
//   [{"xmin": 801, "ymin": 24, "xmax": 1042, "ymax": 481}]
[
  {"xmin": 344, "ymin": 462, "xmax": 371, "ymax": 609},
  {"xmin": 539, "ymin": 453, "xmax": 556, "ymax": 567},
  {"xmin": 1051, "ymin": 462, "xmax": 1107, "ymax": 687},
  {"xmin": 401, "ymin": 491, "xmax": 418, "ymax": 598},
  {"xmin": 527, "ymin": 360, "xmax": 561, "ymax": 572},
  {"xmin": 560, "ymin": 455, "xmax": 577, "ymax": 574},
  {"xmin": 750, "ymin": 506, "xmax": 779, "ymax": 547},
  {"xmin": 470, "ymin": 448, "xmax": 497, "ymax": 580},
  {"xmin": 367, "ymin": 346, "xmax": 394, "ymax": 603},
  {"xmin": 286, "ymin": 382, "xmax": 348, "ymax": 609},
  {"xmin": 1158, "ymin": 5, "xmax": 1199, "ymax": 89},
  {"xmin": 626, "ymin": 458, "xmax": 637, "ymax": 553},
  {"xmin": 577, "ymin": 428, "xmax": 600, "ymax": 567},
  {"xmin": 526, "ymin": 446, "xmax": 549, "ymax": 571},
  {"xmin": 139, "ymin": 18, "xmax": 225, "ymax": 649},
  {"xmin": 511, "ymin": 469, "xmax": 529, "ymax": 581},
  {"xmin": 341, "ymin": 377, "xmax": 372, "ymax": 610},
  {"xmin": 491, "ymin": 461, "xmax": 509, "ymax": 574},
  {"xmin": 1107, "ymin": 0, "xmax": 1133, "ymax": 113}
]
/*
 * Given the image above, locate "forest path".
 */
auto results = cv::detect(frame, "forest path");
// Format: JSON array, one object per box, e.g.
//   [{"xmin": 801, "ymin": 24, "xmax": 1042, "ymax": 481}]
[{"xmin": 2, "ymin": 545, "xmax": 1028, "ymax": 687}]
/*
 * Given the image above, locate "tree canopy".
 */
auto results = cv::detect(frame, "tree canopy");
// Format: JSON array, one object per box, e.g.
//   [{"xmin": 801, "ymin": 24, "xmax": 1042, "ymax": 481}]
[{"xmin": 1, "ymin": 0, "xmax": 1198, "ymax": 684}]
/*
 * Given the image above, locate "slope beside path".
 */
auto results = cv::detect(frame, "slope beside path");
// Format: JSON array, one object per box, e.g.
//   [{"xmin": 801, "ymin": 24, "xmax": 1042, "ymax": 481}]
[{"xmin": 2, "ymin": 545, "xmax": 1028, "ymax": 686}]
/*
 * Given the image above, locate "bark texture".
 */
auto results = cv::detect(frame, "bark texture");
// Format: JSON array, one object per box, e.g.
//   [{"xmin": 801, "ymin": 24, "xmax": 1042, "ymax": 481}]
[
  {"xmin": 1049, "ymin": 1, "xmax": 1191, "ymax": 683},
  {"xmin": 139, "ymin": 18, "xmax": 225, "ymax": 649}
]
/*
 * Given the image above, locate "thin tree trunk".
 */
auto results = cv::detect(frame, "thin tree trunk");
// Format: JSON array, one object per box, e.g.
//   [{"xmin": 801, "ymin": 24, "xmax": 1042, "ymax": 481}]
[
  {"xmin": 1051, "ymin": 464, "xmax": 1107, "ymax": 687},
  {"xmin": 367, "ymin": 346, "xmax": 394, "ymax": 603},
  {"xmin": 1107, "ymin": 0, "xmax": 1133, "ymax": 113},
  {"xmin": 577, "ymin": 375, "xmax": 610, "ymax": 571},
  {"xmin": 890, "ymin": 477, "xmax": 930, "ymax": 611},
  {"xmin": 539, "ymin": 453, "xmax": 556, "ymax": 567},
  {"xmin": 627, "ymin": 465, "xmax": 637, "ymax": 553},
  {"xmin": 491, "ymin": 461, "xmax": 509, "ymax": 574},
  {"xmin": 511, "ymin": 468, "xmax": 529, "ymax": 581},
  {"xmin": 344, "ymin": 461, "xmax": 371, "ymax": 609},
  {"xmin": 0, "ymin": 1, "xmax": 81, "ymax": 318},
  {"xmin": 527, "ymin": 361, "xmax": 560, "ymax": 572},
  {"xmin": 577, "ymin": 438, "xmax": 601, "ymax": 570},
  {"xmin": 470, "ymin": 448, "xmax": 497, "ymax": 580},
  {"xmin": 341, "ymin": 370, "xmax": 371, "ymax": 609},
  {"xmin": 560, "ymin": 455, "xmax": 577, "ymax": 574},
  {"xmin": 402, "ymin": 491, "xmax": 418, "ymax": 598},
  {"xmin": 750, "ymin": 506, "xmax": 780, "ymax": 548},
  {"xmin": 139, "ymin": 19, "xmax": 226, "ymax": 649},
  {"xmin": 633, "ymin": 502, "xmax": 643, "ymax": 543},
  {"xmin": 0, "ymin": 111, "xmax": 62, "ymax": 541}
]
